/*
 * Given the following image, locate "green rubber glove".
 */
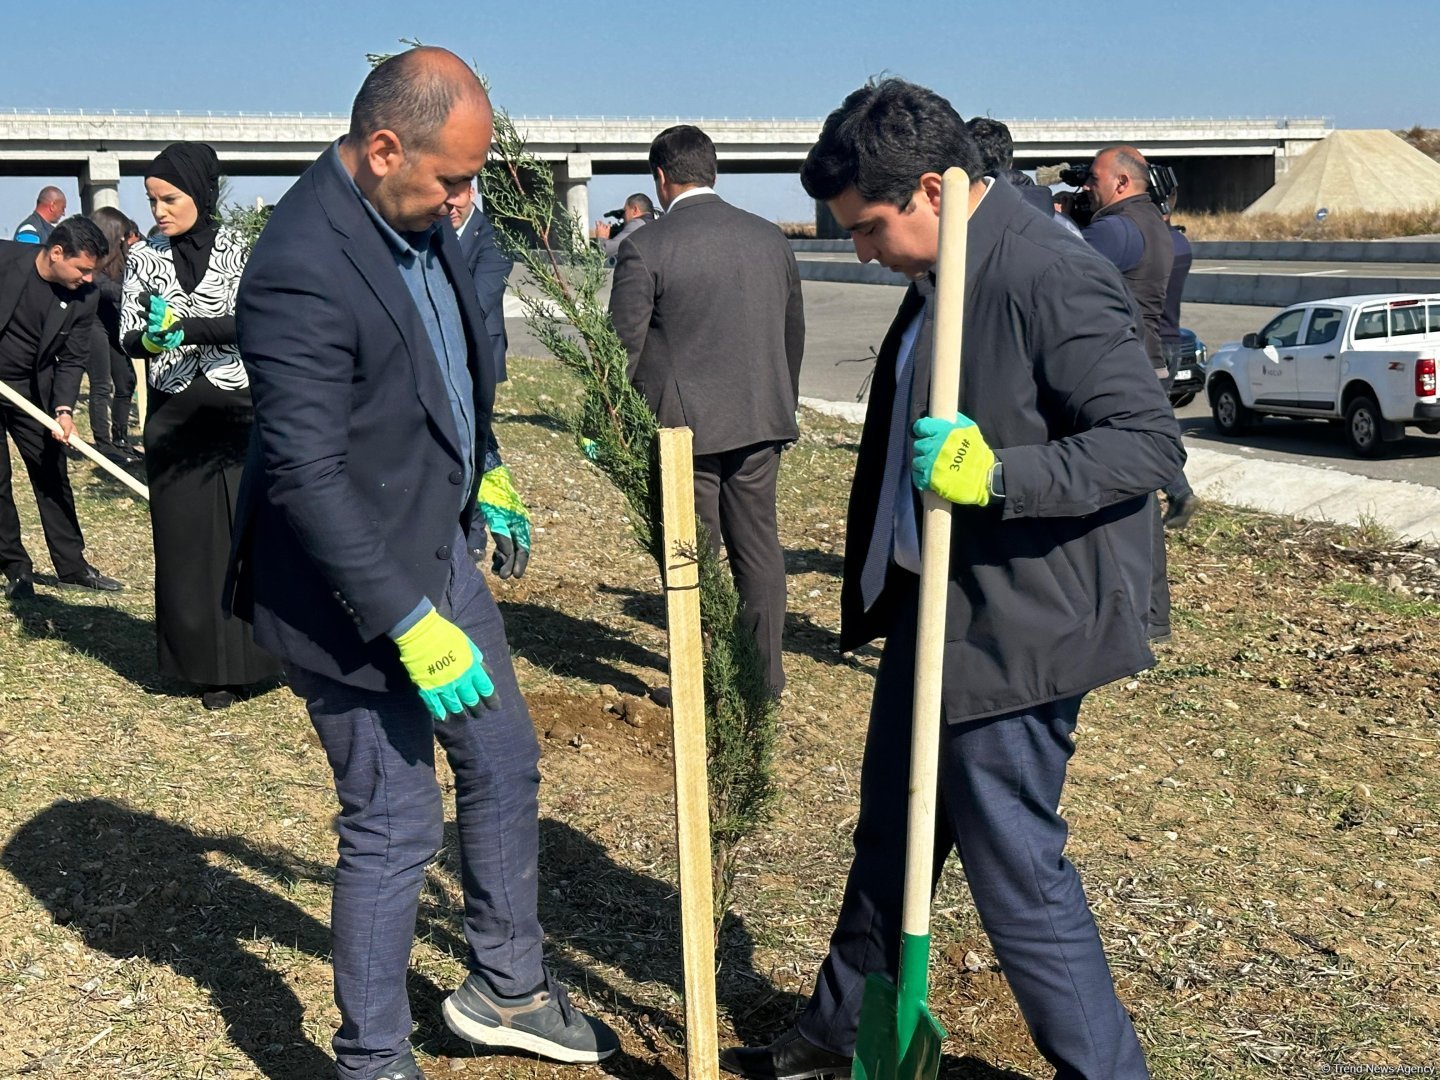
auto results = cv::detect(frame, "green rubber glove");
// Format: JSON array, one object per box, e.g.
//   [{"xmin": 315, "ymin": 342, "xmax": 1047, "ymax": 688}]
[
  {"xmin": 394, "ymin": 609, "xmax": 498, "ymax": 720},
  {"xmin": 911, "ymin": 414, "xmax": 996, "ymax": 506},
  {"xmin": 141, "ymin": 293, "xmax": 185, "ymax": 354},
  {"xmin": 140, "ymin": 327, "xmax": 184, "ymax": 354},
  {"xmin": 146, "ymin": 293, "xmax": 180, "ymax": 334},
  {"xmin": 478, "ymin": 465, "xmax": 531, "ymax": 579}
]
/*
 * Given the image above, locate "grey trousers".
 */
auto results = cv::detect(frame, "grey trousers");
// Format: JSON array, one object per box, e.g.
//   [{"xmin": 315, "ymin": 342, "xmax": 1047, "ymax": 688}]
[
  {"xmin": 693, "ymin": 440, "xmax": 787, "ymax": 695},
  {"xmin": 290, "ymin": 544, "xmax": 545, "ymax": 1080},
  {"xmin": 797, "ymin": 585, "xmax": 1149, "ymax": 1080}
]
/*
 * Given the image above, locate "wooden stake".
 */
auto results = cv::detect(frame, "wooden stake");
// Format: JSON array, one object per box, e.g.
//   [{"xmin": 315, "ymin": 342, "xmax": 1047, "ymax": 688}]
[
  {"xmin": 0, "ymin": 381, "xmax": 150, "ymax": 501},
  {"xmin": 657, "ymin": 426, "xmax": 719, "ymax": 1080}
]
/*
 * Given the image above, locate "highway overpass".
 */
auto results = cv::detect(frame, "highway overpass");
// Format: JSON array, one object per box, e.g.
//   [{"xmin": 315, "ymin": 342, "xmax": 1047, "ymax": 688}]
[{"xmin": 0, "ymin": 109, "xmax": 1331, "ymax": 223}]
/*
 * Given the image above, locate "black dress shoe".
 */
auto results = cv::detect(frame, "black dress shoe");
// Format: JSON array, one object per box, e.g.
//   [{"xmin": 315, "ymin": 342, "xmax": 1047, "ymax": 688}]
[
  {"xmin": 374, "ymin": 1049, "xmax": 426, "ymax": 1079},
  {"xmin": 57, "ymin": 565, "xmax": 124, "ymax": 592},
  {"xmin": 4, "ymin": 572, "xmax": 34, "ymax": 601},
  {"xmin": 1163, "ymin": 494, "xmax": 1197, "ymax": 531},
  {"xmin": 720, "ymin": 1028, "xmax": 852, "ymax": 1080},
  {"xmin": 202, "ymin": 688, "xmax": 237, "ymax": 711}
]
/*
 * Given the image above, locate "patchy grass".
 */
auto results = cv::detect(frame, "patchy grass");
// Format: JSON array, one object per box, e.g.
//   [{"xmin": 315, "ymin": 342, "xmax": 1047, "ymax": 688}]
[{"xmin": 0, "ymin": 359, "xmax": 1436, "ymax": 1078}]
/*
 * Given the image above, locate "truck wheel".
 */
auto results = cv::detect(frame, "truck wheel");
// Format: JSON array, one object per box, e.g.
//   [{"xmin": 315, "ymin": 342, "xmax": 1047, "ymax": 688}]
[
  {"xmin": 1344, "ymin": 395, "xmax": 1387, "ymax": 457},
  {"xmin": 1212, "ymin": 383, "xmax": 1253, "ymax": 435}
]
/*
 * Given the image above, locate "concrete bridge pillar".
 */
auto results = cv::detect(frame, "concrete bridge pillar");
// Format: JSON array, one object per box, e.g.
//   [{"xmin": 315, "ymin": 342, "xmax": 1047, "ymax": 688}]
[
  {"xmin": 81, "ymin": 152, "xmax": 121, "ymax": 213},
  {"xmin": 556, "ymin": 153, "xmax": 591, "ymax": 231}
]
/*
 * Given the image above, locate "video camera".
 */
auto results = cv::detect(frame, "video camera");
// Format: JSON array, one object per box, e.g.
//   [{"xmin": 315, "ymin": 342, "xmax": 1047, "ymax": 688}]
[{"xmin": 1057, "ymin": 160, "xmax": 1180, "ymax": 226}]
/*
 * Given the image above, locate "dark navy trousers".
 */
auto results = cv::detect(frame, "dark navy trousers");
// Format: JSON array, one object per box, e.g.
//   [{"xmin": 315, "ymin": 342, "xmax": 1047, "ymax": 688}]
[
  {"xmin": 797, "ymin": 588, "xmax": 1149, "ymax": 1080},
  {"xmin": 290, "ymin": 544, "xmax": 545, "ymax": 1080}
]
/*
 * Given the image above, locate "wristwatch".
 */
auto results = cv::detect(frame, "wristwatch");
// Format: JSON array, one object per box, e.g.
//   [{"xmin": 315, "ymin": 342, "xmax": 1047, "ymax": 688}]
[{"xmin": 987, "ymin": 461, "xmax": 1005, "ymax": 499}]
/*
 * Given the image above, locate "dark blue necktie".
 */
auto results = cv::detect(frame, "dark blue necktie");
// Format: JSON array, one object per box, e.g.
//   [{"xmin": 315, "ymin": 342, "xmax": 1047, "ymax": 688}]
[{"xmin": 860, "ymin": 294, "xmax": 930, "ymax": 611}]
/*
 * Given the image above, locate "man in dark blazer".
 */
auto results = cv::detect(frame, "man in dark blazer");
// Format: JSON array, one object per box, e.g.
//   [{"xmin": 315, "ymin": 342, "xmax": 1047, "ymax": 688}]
[
  {"xmin": 720, "ymin": 80, "xmax": 1183, "ymax": 1080},
  {"xmin": 229, "ymin": 48, "xmax": 614, "ymax": 1080},
  {"xmin": 609, "ymin": 124, "xmax": 804, "ymax": 696},
  {"xmin": 0, "ymin": 219, "xmax": 124, "ymax": 599}
]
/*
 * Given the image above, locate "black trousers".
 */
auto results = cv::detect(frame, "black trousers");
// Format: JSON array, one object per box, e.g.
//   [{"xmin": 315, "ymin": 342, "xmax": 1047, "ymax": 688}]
[
  {"xmin": 86, "ymin": 324, "xmax": 135, "ymax": 446},
  {"xmin": 0, "ymin": 381, "xmax": 87, "ymax": 580},
  {"xmin": 693, "ymin": 440, "xmax": 787, "ymax": 695}
]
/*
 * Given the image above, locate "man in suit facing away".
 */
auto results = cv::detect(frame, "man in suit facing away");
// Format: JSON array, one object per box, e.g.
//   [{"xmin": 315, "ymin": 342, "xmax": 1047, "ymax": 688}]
[
  {"xmin": 449, "ymin": 181, "xmax": 512, "ymax": 383},
  {"xmin": 230, "ymin": 47, "xmax": 614, "ymax": 1080},
  {"xmin": 609, "ymin": 125, "xmax": 805, "ymax": 697},
  {"xmin": 0, "ymin": 218, "xmax": 124, "ymax": 599}
]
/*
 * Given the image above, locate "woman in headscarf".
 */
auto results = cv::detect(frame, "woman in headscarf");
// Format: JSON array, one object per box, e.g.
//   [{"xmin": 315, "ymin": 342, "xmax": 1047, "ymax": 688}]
[{"xmin": 122, "ymin": 141, "xmax": 280, "ymax": 709}]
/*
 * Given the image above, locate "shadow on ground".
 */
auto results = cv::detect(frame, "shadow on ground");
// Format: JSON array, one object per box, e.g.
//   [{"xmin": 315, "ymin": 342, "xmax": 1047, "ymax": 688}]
[
  {"xmin": 498, "ymin": 599, "xmax": 666, "ymax": 695},
  {"xmin": 596, "ymin": 583, "xmax": 879, "ymax": 672},
  {"xmin": 8, "ymin": 593, "xmax": 167, "ymax": 692},
  {"xmin": 3, "ymin": 800, "xmax": 812, "ymax": 1078},
  {"xmin": 2, "ymin": 798, "xmax": 340, "ymax": 1079}
]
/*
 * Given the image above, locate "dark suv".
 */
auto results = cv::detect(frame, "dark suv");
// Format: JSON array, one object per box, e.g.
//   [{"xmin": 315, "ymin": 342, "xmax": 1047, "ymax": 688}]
[{"xmin": 1167, "ymin": 327, "xmax": 1207, "ymax": 408}]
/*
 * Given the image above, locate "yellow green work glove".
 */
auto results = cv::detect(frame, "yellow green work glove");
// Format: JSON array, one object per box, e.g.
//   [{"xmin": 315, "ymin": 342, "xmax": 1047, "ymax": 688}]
[
  {"xmin": 141, "ymin": 293, "xmax": 184, "ymax": 353},
  {"xmin": 911, "ymin": 414, "xmax": 996, "ymax": 506},
  {"xmin": 393, "ymin": 609, "xmax": 498, "ymax": 720},
  {"xmin": 478, "ymin": 465, "xmax": 531, "ymax": 579}
]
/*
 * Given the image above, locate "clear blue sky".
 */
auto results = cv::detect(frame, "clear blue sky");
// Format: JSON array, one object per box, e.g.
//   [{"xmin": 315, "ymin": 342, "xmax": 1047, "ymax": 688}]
[{"xmin": 1, "ymin": 0, "xmax": 1434, "ymax": 233}]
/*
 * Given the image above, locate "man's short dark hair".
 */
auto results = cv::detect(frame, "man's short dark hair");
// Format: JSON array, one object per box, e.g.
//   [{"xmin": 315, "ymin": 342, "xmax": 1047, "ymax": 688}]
[
  {"xmin": 967, "ymin": 116, "xmax": 1014, "ymax": 174},
  {"xmin": 624, "ymin": 192, "xmax": 655, "ymax": 214},
  {"xmin": 648, "ymin": 125, "xmax": 717, "ymax": 187},
  {"xmin": 47, "ymin": 216, "xmax": 108, "ymax": 260},
  {"xmin": 801, "ymin": 78, "xmax": 982, "ymax": 207},
  {"xmin": 349, "ymin": 46, "xmax": 484, "ymax": 152}
]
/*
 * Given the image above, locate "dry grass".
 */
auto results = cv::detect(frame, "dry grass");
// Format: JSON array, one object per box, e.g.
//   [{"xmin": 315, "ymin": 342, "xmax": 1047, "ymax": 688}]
[
  {"xmin": 777, "ymin": 222, "xmax": 817, "ymax": 239},
  {"xmin": 1174, "ymin": 208, "xmax": 1440, "ymax": 242},
  {"xmin": 0, "ymin": 362, "xmax": 1436, "ymax": 1077}
]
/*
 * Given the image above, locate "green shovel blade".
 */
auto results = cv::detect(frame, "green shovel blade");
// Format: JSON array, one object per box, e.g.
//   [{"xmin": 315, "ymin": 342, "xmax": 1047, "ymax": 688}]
[{"xmin": 852, "ymin": 933, "xmax": 945, "ymax": 1080}]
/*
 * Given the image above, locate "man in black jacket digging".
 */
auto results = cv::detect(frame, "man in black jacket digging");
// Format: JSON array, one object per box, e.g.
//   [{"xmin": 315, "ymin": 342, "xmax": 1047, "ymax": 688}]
[{"xmin": 719, "ymin": 78, "xmax": 1181, "ymax": 1080}]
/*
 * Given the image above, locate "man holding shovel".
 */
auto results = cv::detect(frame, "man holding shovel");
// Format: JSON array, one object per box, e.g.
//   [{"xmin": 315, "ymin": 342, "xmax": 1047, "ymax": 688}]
[{"xmin": 720, "ymin": 78, "xmax": 1181, "ymax": 1080}]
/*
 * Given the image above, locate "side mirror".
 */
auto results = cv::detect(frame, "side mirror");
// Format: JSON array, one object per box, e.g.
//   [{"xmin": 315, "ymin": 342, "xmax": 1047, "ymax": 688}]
[{"xmin": 1242, "ymin": 332, "xmax": 1264, "ymax": 349}]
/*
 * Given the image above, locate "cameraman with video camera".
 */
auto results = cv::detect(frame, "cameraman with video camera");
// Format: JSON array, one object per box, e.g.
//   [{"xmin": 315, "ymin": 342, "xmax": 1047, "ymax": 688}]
[{"xmin": 1073, "ymin": 145, "xmax": 1178, "ymax": 642}]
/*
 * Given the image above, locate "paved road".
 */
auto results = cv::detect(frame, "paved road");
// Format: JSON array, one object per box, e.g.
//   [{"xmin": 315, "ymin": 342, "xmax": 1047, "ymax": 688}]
[{"xmin": 505, "ymin": 279, "xmax": 1440, "ymax": 489}]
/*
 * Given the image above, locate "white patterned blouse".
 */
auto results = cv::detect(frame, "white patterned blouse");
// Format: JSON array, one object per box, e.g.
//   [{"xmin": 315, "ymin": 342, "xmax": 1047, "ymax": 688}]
[{"xmin": 120, "ymin": 228, "xmax": 250, "ymax": 394}]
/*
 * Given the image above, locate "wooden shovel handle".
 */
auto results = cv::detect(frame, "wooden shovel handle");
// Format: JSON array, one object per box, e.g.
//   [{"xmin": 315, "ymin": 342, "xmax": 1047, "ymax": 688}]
[
  {"xmin": 900, "ymin": 167, "xmax": 968, "ymax": 940},
  {"xmin": 0, "ymin": 380, "xmax": 150, "ymax": 501}
]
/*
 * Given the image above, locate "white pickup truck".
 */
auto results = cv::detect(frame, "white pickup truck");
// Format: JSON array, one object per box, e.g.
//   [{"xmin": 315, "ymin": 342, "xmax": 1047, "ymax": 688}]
[{"xmin": 1205, "ymin": 293, "xmax": 1440, "ymax": 456}]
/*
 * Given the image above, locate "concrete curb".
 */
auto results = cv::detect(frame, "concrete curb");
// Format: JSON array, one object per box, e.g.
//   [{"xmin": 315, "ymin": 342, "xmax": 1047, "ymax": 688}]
[
  {"xmin": 1192, "ymin": 240, "xmax": 1440, "ymax": 263},
  {"xmin": 798, "ymin": 398, "xmax": 1440, "ymax": 546},
  {"xmin": 798, "ymin": 238, "xmax": 1440, "ymax": 263},
  {"xmin": 1183, "ymin": 273, "xmax": 1440, "ymax": 306}
]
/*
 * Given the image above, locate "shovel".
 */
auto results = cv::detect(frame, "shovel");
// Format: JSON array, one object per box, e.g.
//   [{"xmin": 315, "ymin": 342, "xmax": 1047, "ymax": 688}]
[{"xmin": 852, "ymin": 166, "xmax": 969, "ymax": 1080}]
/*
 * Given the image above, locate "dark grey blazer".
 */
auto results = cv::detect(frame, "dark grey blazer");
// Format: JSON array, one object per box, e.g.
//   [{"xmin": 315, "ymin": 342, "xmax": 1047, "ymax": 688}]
[
  {"xmin": 839, "ymin": 178, "xmax": 1185, "ymax": 722},
  {"xmin": 608, "ymin": 192, "xmax": 804, "ymax": 456}
]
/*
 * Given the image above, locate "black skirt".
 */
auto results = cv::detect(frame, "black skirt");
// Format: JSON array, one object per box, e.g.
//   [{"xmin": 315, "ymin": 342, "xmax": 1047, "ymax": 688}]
[{"xmin": 144, "ymin": 375, "xmax": 282, "ymax": 687}]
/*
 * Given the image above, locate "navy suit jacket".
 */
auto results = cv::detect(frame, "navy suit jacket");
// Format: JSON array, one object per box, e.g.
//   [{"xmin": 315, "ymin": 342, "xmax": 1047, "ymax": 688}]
[
  {"xmin": 457, "ymin": 205, "xmax": 511, "ymax": 382},
  {"xmin": 227, "ymin": 145, "xmax": 497, "ymax": 692}
]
